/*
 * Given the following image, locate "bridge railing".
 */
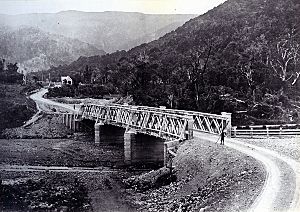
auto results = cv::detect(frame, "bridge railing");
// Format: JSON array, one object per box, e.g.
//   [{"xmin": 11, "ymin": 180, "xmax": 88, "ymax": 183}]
[
  {"xmin": 78, "ymin": 104, "xmax": 194, "ymax": 140},
  {"xmin": 108, "ymin": 104, "xmax": 231, "ymax": 136},
  {"xmin": 78, "ymin": 103, "xmax": 231, "ymax": 137}
]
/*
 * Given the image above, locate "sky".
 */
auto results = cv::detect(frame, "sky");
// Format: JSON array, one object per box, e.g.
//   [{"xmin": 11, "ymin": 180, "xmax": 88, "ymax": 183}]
[{"xmin": 0, "ymin": 0, "xmax": 227, "ymax": 15}]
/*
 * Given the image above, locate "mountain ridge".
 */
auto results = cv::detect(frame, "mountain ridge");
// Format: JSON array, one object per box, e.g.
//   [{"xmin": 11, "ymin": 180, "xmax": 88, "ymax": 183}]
[
  {"xmin": 0, "ymin": 26, "xmax": 105, "ymax": 73},
  {"xmin": 0, "ymin": 11, "xmax": 196, "ymax": 53}
]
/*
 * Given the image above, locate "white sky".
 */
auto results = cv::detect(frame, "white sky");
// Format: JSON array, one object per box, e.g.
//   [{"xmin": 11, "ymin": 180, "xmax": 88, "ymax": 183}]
[{"xmin": 0, "ymin": 0, "xmax": 227, "ymax": 15}]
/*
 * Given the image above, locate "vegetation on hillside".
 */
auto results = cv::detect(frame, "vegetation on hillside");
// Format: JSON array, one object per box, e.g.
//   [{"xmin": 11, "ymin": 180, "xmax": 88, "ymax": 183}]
[
  {"xmin": 41, "ymin": 0, "xmax": 300, "ymax": 125},
  {"xmin": 0, "ymin": 58, "xmax": 38, "ymax": 134},
  {"xmin": 47, "ymin": 84, "xmax": 112, "ymax": 99},
  {"xmin": 0, "ymin": 26, "xmax": 105, "ymax": 73},
  {"xmin": 0, "ymin": 58, "xmax": 23, "ymax": 83},
  {"xmin": 0, "ymin": 84, "xmax": 37, "ymax": 134}
]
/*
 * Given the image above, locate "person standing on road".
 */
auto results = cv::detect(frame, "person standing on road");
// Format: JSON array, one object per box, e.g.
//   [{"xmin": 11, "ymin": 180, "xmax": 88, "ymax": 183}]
[{"xmin": 220, "ymin": 130, "xmax": 225, "ymax": 145}]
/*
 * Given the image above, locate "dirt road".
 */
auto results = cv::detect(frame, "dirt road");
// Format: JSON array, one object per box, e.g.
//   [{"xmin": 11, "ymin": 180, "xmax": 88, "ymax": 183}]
[
  {"xmin": 30, "ymin": 88, "xmax": 77, "ymax": 113},
  {"xmin": 195, "ymin": 132, "xmax": 300, "ymax": 212}
]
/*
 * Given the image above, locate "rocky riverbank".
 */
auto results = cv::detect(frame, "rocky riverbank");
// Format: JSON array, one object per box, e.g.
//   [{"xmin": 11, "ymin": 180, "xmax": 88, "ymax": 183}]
[{"xmin": 2, "ymin": 113, "xmax": 72, "ymax": 139}]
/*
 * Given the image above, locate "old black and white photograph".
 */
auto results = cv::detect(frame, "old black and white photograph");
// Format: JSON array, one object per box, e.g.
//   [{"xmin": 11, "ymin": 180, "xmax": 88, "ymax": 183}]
[{"xmin": 0, "ymin": 0, "xmax": 299, "ymax": 211}]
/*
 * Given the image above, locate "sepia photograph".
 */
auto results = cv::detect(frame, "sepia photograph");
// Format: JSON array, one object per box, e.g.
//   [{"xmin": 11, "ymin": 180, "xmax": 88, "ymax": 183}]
[{"xmin": 0, "ymin": 0, "xmax": 299, "ymax": 211}]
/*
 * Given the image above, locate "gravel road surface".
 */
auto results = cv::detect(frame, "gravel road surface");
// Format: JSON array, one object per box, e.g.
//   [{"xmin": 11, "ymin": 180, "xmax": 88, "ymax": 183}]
[{"xmin": 195, "ymin": 132, "xmax": 300, "ymax": 212}]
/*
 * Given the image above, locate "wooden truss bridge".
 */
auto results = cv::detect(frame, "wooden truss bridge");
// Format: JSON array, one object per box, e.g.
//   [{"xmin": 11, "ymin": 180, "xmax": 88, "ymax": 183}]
[
  {"xmin": 63, "ymin": 103, "xmax": 231, "ymax": 165},
  {"xmin": 77, "ymin": 103, "xmax": 232, "ymax": 140}
]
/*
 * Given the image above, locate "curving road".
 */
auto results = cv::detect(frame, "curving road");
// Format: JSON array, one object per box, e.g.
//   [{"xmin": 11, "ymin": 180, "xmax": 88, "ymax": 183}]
[
  {"xmin": 30, "ymin": 88, "xmax": 77, "ymax": 113},
  {"xmin": 194, "ymin": 132, "xmax": 300, "ymax": 212}
]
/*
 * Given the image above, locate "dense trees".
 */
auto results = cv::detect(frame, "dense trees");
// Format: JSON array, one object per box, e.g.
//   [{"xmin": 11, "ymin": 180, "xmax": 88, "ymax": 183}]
[
  {"xmin": 0, "ymin": 58, "xmax": 23, "ymax": 84},
  {"xmin": 47, "ymin": 84, "xmax": 112, "ymax": 98}
]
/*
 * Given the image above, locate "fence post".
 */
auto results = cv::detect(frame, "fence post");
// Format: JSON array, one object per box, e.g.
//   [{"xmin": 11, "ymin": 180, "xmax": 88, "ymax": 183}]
[
  {"xmin": 221, "ymin": 112, "xmax": 232, "ymax": 137},
  {"xmin": 233, "ymin": 126, "xmax": 237, "ymax": 137},
  {"xmin": 266, "ymin": 126, "xmax": 269, "ymax": 138},
  {"xmin": 279, "ymin": 126, "xmax": 282, "ymax": 138},
  {"xmin": 250, "ymin": 127, "xmax": 254, "ymax": 138}
]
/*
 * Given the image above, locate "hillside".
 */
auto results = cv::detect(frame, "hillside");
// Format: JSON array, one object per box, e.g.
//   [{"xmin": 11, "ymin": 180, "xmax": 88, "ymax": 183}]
[
  {"xmin": 0, "ymin": 11, "xmax": 196, "ymax": 53},
  {"xmin": 43, "ymin": 0, "xmax": 300, "ymax": 125},
  {"xmin": 0, "ymin": 84, "xmax": 37, "ymax": 134},
  {"xmin": 0, "ymin": 26, "xmax": 105, "ymax": 73}
]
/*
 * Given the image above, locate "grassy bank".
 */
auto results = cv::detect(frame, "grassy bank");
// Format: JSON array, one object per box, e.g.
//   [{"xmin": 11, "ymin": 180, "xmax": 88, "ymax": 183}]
[{"xmin": 0, "ymin": 84, "xmax": 36, "ymax": 134}]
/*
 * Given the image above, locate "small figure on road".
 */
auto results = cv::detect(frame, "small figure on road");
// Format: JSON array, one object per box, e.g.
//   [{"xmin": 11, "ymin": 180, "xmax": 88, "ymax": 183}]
[
  {"xmin": 73, "ymin": 104, "xmax": 76, "ymax": 110},
  {"xmin": 220, "ymin": 130, "xmax": 225, "ymax": 145}
]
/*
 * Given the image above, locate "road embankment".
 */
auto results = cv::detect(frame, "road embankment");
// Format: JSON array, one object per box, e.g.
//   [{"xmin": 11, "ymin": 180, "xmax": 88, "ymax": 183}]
[{"xmin": 126, "ymin": 136, "xmax": 265, "ymax": 212}]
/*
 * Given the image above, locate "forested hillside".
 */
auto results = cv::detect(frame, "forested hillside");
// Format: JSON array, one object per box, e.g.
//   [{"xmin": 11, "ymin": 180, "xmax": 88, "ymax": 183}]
[
  {"xmin": 0, "ymin": 26, "xmax": 105, "ymax": 73},
  {"xmin": 42, "ymin": 0, "xmax": 300, "ymax": 125}
]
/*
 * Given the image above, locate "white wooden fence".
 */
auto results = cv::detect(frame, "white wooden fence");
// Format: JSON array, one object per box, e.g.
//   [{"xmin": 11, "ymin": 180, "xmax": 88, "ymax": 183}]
[{"xmin": 232, "ymin": 124, "xmax": 300, "ymax": 138}]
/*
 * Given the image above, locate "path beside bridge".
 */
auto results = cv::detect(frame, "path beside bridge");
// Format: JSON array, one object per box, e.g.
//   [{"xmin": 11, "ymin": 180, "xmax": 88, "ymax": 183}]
[
  {"xmin": 194, "ymin": 132, "xmax": 300, "ymax": 212},
  {"xmin": 30, "ymin": 88, "xmax": 76, "ymax": 113}
]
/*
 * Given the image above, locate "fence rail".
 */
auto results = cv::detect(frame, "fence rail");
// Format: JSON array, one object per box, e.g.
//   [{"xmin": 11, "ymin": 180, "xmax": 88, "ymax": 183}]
[{"xmin": 232, "ymin": 125, "xmax": 300, "ymax": 138}]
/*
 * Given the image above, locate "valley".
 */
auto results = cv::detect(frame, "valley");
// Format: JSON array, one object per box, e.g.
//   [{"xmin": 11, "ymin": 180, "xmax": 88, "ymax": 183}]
[{"xmin": 1, "ymin": 0, "xmax": 300, "ymax": 211}]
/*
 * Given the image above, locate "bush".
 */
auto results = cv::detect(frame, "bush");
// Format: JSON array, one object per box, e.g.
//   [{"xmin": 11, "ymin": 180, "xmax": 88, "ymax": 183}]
[
  {"xmin": 263, "ymin": 93, "xmax": 279, "ymax": 105},
  {"xmin": 278, "ymin": 94, "xmax": 290, "ymax": 107},
  {"xmin": 48, "ymin": 85, "xmax": 75, "ymax": 97},
  {"xmin": 0, "ymin": 71, "xmax": 23, "ymax": 84},
  {"xmin": 77, "ymin": 84, "xmax": 109, "ymax": 98},
  {"xmin": 249, "ymin": 104, "xmax": 274, "ymax": 119}
]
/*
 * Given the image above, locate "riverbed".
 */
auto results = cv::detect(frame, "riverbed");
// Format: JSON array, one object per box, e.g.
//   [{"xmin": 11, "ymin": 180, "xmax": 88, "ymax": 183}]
[{"xmin": 0, "ymin": 137, "xmax": 138, "ymax": 211}]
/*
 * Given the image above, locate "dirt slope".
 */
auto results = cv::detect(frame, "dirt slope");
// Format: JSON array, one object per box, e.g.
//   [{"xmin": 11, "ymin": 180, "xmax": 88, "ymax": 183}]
[
  {"xmin": 127, "ymin": 137, "xmax": 265, "ymax": 212},
  {"xmin": 0, "ymin": 84, "xmax": 36, "ymax": 134}
]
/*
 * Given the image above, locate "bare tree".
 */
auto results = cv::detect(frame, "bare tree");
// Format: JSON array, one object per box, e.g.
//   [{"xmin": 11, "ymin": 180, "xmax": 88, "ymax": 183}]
[
  {"xmin": 238, "ymin": 61, "xmax": 256, "ymax": 101},
  {"xmin": 268, "ymin": 31, "xmax": 300, "ymax": 90}
]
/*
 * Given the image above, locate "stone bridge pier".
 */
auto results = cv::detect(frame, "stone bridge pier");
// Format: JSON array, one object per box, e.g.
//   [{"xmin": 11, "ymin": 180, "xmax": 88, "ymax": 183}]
[
  {"xmin": 95, "ymin": 123, "xmax": 165, "ymax": 166},
  {"xmin": 124, "ymin": 130, "xmax": 165, "ymax": 166},
  {"xmin": 62, "ymin": 114, "xmax": 166, "ymax": 166}
]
